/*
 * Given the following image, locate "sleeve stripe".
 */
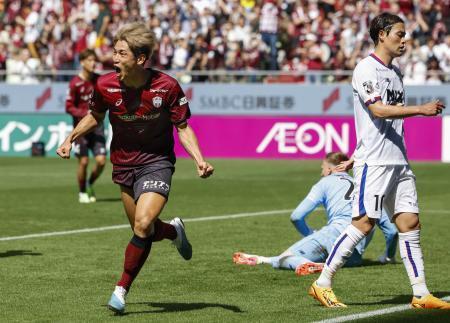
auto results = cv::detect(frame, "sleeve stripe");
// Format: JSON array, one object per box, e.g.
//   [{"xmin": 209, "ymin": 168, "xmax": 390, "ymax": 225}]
[
  {"xmin": 173, "ymin": 118, "xmax": 188, "ymax": 126},
  {"xmin": 364, "ymin": 96, "xmax": 382, "ymax": 107}
]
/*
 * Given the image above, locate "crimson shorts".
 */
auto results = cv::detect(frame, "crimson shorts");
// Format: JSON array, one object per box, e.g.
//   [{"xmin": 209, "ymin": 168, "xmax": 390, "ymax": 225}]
[
  {"xmin": 73, "ymin": 123, "xmax": 106, "ymax": 158},
  {"xmin": 112, "ymin": 161, "xmax": 175, "ymax": 202}
]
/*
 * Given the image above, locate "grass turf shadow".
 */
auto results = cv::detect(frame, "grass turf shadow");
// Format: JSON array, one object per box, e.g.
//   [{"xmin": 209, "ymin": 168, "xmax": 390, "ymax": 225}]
[
  {"xmin": 0, "ymin": 250, "xmax": 43, "ymax": 258},
  {"xmin": 347, "ymin": 291, "xmax": 450, "ymax": 305},
  {"xmin": 94, "ymin": 198, "xmax": 122, "ymax": 203},
  {"xmin": 119, "ymin": 301, "xmax": 244, "ymax": 315},
  {"xmin": 358, "ymin": 259, "xmax": 399, "ymax": 267}
]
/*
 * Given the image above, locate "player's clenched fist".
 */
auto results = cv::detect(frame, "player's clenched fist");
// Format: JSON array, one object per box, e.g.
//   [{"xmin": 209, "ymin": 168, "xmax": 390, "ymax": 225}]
[
  {"xmin": 420, "ymin": 100, "xmax": 446, "ymax": 116},
  {"xmin": 56, "ymin": 140, "xmax": 72, "ymax": 159},
  {"xmin": 197, "ymin": 161, "xmax": 214, "ymax": 178}
]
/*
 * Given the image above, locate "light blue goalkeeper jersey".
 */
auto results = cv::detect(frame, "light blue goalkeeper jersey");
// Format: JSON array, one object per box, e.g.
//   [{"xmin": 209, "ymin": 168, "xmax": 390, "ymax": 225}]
[{"xmin": 293, "ymin": 172, "xmax": 354, "ymax": 231}]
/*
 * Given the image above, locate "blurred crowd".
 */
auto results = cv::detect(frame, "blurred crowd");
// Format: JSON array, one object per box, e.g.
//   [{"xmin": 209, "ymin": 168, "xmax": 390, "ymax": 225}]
[{"xmin": 0, "ymin": 0, "xmax": 449, "ymax": 83}]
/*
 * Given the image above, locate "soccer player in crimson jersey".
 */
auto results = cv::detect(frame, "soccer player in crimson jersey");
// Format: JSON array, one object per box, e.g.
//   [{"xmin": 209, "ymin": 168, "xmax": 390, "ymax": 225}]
[
  {"xmin": 57, "ymin": 22, "xmax": 214, "ymax": 314},
  {"xmin": 65, "ymin": 49, "xmax": 106, "ymax": 203}
]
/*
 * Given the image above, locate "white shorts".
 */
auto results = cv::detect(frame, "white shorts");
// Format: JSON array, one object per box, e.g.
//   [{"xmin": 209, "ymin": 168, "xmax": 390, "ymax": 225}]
[{"xmin": 352, "ymin": 164, "xmax": 419, "ymax": 221}]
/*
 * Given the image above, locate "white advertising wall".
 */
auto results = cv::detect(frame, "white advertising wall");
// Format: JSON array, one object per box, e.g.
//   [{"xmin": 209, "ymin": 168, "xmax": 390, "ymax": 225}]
[{"xmin": 0, "ymin": 83, "xmax": 449, "ymax": 116}]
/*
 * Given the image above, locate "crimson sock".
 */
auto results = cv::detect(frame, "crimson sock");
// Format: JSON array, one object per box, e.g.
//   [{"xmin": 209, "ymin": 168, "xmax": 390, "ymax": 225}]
[
  {"xmin": 117, "ymin": 235, "xmax": 152, "ymax": 291},
  {"xmin": 151, "ymin": 219, "xmax": 177, "ymax": 242},
  {"xmin": 78, "ymin": 178, "xmax": 86, "ymax": 192},
  {"xmin": 88, "ymin": 170, "xmax": 101, "ymax": 185}
]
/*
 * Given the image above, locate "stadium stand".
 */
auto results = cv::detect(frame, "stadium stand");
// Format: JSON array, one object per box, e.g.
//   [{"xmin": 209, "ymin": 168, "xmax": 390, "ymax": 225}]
[{"xmin": 0, "ymin": 0, "xmax": 449, "ymax": 83}]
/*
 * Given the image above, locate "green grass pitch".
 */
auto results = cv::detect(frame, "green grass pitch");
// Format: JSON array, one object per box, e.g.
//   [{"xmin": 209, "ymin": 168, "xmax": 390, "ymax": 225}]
[{"xmin": 0, "ymin": 157, "xmax": 449, "ymax": 322}]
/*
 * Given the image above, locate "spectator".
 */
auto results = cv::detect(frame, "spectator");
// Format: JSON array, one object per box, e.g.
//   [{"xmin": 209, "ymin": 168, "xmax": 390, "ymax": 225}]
[
  {"xmin": 0, "ymin": 0, "xmax": 448, "ymax": 83},
  {"xmin": 6, "ymin": 47, "xmax": 40, "ymax": 83},
  {"xmin": 0, "ymin": 42, "xmax": 7, "ymax": 80},
  {"xmin": 259, "ymin": 0, "xmax": 280, "ymax": 70},
  {"xmin": 157, "ymin": 34, "xmax": 174, "ymax": 70},
  {"xmin": 172, "ymin": 36, "xmax": 189, "ymax": 70},
  {"xmin": 426, "ymin": 56, "xmax": 444, "ymax": 84}
]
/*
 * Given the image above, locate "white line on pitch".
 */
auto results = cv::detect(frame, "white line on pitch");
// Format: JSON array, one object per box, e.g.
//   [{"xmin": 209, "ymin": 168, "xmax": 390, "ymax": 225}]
[
  {"xmin": 313, "ymin": 296, "xmax": 450, "ymax": 323},
  {"xmin": 0, "ymin": 209, "xmax": 294, "ymax": 242},
  {"xmin": 0, "ymin": 208, "xmax": 448, "ymax": 242}
]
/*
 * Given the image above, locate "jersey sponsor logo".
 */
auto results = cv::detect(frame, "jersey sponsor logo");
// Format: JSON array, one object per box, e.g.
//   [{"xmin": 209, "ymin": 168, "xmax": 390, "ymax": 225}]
[
  {"xmin": 386, "ymin": 89, "xmax": 404, "ymax": 105},
  {"xmin": 150, "ymin": 88, "xmax": 168, "ymax": 93},
  {"xmin": 117, "ymin": 113, "xmax": 160, "ymax": 121},
  {"xmin": 75, "ymin": 82, "xmax": 84, "ymax": 87},
  {"xmin": 142, "ymin": 180, "xmax": 170, "ymax": 192},
  {"xmin": 179, "ymin": 96, "xmax": 188, "ymax": 105},
  {"xmin": 106, "ymin": 88, "xmax": 125, "ymax": 93},
  {"xmin": 115, "ymin": 99, "xmax": 123, "ymax": 106},
  {"xmin": 363, "ymin": 81, "xmax": 374, "ymax": 94},
  {"xmin": 152, "ymin": 96, "xmax": 163, "ymax": 108}
]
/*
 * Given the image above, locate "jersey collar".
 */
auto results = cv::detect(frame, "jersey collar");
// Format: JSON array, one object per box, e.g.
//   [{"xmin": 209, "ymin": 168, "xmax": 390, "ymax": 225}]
[{"xmin": 369, "ymin": 53, "xmax": 393, "ymax": 69}]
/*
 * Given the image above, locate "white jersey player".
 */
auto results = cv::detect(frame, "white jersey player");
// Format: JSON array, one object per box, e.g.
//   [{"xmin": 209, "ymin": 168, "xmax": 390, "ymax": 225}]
[{"xmin": 307, "ymin": 12, "xmax": 449, "ymax": 309}]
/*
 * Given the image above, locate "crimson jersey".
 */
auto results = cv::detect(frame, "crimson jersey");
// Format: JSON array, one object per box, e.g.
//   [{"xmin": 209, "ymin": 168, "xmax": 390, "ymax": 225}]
[
  {"xmin": 66, "ymin": 74, "xmax": 99, "ymax": 126},
  {"xmin": 89, "ymin": 69, "xmax": 190, "ymax": 167}
]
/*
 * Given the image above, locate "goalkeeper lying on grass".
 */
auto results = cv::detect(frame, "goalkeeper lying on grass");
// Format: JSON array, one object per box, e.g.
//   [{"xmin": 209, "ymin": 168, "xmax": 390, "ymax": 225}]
[{"xmin": 233, "ymin": 152, "xmax": 397, "ymax": 275}]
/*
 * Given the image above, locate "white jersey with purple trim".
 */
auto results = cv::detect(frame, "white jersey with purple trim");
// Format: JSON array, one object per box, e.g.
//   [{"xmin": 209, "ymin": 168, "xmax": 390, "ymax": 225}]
[{"xmin": 352, "ymin": 54, "xmax": 408, "ymax": 166}]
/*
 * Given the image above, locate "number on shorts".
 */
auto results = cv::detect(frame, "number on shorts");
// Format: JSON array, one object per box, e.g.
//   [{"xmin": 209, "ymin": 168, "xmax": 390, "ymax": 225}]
[
  {"xmin": 374, "ymin": 194, "xmax": 385, "ymax": 211},
  {"xmin": 340, "ymin": 177, "xmax": 355, "ymax": 200}
]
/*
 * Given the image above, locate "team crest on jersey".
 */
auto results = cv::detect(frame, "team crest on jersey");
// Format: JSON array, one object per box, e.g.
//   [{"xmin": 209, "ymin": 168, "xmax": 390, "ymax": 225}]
[
  {"xmin": 179, "ymin": 96, "xmax": 188, "ymax": 105},
  {"xmin": 363, "ymin": 81, "xmax": 374, "ymax": 94},
  {"xmin": 152, "ymin": 96, "xmax": 163, "ymax": 108}
]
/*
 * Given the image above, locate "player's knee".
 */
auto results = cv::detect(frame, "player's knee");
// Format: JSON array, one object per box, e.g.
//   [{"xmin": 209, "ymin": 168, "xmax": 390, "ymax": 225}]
[
  {"xmin": 401, "ymin": 221, "xmax": 420, "ymax": 232},
  {"xmin": 133, "ymin": 217, "xmax": 154, "ymax": 236},
  {"xmin": 395, "ymin": 213, "xmax": 420, "ymax": 232},
  {"xmin": 96, "ymin": 158, "xmax": 106, "ymax": 168},
  {"xmin": 352, "ymin": 216, "xmax": 375, "ymax": 235},
  {"xmin": 79, "ymin": 158, "xmax": 89, "ymax": 167}
]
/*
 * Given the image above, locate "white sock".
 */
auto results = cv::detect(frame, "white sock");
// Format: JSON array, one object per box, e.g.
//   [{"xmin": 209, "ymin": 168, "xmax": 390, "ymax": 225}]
[
  {"xmin": 316, "ymin": 225, "xmax": 365, "ymax": 288},
  {"xmin": 257, "ymin": 256, "xmax": 273, "ymax": 265},
  {"xmin": 398, "ymin": 230, "xmax": 430, "ymax": 297}
]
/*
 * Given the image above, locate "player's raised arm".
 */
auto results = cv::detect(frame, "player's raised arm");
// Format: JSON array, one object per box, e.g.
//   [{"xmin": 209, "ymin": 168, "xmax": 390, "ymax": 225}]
[
  {"xmin": 367, "ymin": 100, "xmax": 445, "ymax": 119},
  {"xmin": 56, "ymin": 111, "xmax": 105, "ymax": 159},
  {"xmin": 175, "ymin": 122, "xmax": 214, "ymax": 178}
]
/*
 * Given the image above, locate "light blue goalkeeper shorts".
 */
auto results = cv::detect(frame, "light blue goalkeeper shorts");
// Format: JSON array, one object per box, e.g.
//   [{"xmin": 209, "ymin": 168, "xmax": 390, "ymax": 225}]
[{"xmin": 287, "ymin": 220, "xmax": 364, "ymax": 267}]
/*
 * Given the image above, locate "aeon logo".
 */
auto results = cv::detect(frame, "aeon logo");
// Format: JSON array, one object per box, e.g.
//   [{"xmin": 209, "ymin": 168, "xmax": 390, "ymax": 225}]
[{"xmin": 256, "ymin": 122, "xmax": 350, "ymax": 155}]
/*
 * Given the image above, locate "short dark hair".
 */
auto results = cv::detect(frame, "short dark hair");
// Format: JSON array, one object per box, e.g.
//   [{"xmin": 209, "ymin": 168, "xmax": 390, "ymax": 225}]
[
  {"xmin": 79, "ymin": 49, "xmax": 96, "ymax": 61},
  {"xmin": 325, "ymin": 152, "xmax": 349, "ymax": 166},
  {"xmin": 369, "ymin": 13, "xmax": 404, "ymax": 45}
]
